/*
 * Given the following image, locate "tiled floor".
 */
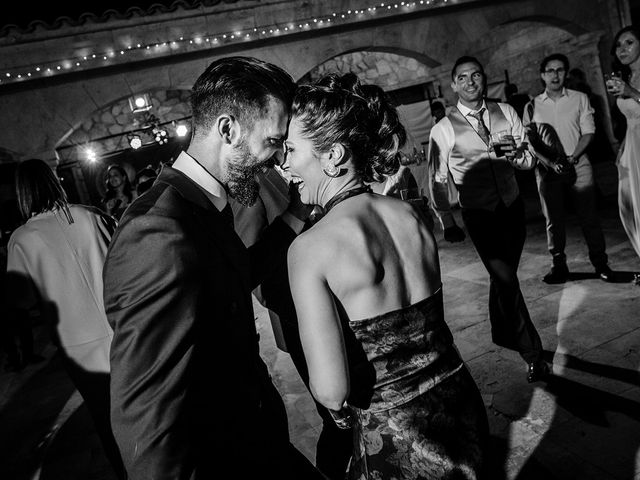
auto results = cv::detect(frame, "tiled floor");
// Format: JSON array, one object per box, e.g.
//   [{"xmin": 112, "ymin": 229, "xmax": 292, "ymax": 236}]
[{"xmin": 2, "ymin": 187, "xmax": 640, "ymax": 480}]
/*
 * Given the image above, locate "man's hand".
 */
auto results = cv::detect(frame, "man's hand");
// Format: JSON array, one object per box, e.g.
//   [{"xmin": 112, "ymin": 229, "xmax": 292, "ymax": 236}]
[
  {"xmin": 443, "ymin": 225, "xmax": 465, "ymax": 243},
  {"xmin": 552, "ymin": 154, "xmax": 574, "ymax": 174},
  {"xmin": 285, "ymin": 181, "xmax": 314, "ymax": 222},
  {"xmin": 503, "ymin": 135, "xmax": 526, "ymax": 163}
]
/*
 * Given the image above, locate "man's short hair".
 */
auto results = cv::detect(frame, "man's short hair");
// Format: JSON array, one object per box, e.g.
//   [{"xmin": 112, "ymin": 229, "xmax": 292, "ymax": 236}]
[
  {"xmin": 190, "ymin": 56, "xmax": 295, "ymax": 137},
  {"xmin": 540, "ymin": 53, "xmax": 569, "ymax": 73},
  {"xmin": 451, "ymin": 56, "xmax": 484, "ymax": 79}
]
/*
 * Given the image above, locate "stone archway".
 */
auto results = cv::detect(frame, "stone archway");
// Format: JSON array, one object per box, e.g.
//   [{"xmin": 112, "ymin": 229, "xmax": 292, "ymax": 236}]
[
  {"xmin": 299, "ymin": 49, "xmax": 438, "ymax": 91},
  {"xmin": 0, "ymin": 0, "xmax": 625, "ymax": 166},
  {"xmin": 55, "ymin": 88, "xmax": 191, "ymax": 204}
]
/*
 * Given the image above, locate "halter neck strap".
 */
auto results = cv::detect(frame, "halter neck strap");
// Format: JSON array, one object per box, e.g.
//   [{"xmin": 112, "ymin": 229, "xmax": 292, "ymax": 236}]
[{"xmin": 323, "ymin": 185, "xmax": 372, "ymax": 214}]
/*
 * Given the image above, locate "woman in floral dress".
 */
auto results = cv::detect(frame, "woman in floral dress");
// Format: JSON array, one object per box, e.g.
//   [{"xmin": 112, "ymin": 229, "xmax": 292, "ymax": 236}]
[{"xmin": 284, "ymin": 73, "xmax": 489, "ymax": 479}]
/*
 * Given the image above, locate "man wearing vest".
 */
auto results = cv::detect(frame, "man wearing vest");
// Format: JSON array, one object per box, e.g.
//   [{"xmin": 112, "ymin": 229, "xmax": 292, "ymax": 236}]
[
  {"xmin": 429, "ymin": 56, "xmax": 550, "ymax": 383},
  {"xmin": 523, "ymin": 53, "xmax": 611, "ymax": 284}
]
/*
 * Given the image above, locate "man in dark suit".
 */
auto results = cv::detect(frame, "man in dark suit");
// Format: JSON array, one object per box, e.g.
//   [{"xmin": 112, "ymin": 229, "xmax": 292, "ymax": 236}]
[{"xmin": 103, "ymin": 56, "xmax": 323, "ymax": 479}]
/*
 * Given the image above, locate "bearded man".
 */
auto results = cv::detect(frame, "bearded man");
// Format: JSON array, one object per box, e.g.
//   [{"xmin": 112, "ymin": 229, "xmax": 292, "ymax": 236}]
[{"xmin": 103, "ymin": 57, "xmax": 321, "ymax": 479}]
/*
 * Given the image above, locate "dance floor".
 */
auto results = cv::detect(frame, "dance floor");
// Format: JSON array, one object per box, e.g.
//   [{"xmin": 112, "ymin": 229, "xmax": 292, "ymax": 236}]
[{"xmin": 2, "ymin": 168, "xmax": 639, "ymax": 479}]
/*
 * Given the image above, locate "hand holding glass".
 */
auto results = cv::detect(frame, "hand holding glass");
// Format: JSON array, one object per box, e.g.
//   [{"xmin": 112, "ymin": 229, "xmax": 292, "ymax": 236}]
[
  {"xmin": 490, "ymin": 130, "xmax": 515, "ymax": 157},
  {"xmin": 605, "ymin": 72, "xmax": 622, "ymax": 94}
]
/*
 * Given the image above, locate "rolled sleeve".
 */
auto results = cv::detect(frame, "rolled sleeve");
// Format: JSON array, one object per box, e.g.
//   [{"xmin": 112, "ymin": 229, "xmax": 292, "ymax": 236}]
[
  {"xmin": 578, "ymin": 94, "xmax": 596, "ymax": 135},
  {"xmin": 502, "ymin": 103, "xmax": 536, "ymax": 170}
]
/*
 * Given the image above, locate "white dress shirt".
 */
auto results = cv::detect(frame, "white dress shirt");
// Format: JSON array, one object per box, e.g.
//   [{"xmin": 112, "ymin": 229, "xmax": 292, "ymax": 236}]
[
  {"xmin": 523, "ymin": 88, "xmax": 595, "ymax": 156},
  {"xmin": 428, "ymin": 100, "xmax": 534, "ymax": 227},
  {"xmin": 430, "ymin": 100, "xmax": 534, "ymax": 185}
]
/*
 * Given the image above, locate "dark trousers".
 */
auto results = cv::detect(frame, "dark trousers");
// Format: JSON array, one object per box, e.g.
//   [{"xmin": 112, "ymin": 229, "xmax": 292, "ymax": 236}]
[
  {"xmin": 61, "ymin": 354, "xmax": 126, "ymax": 480},
  {"xmin": 279, "ymin": 315, "xmax": 354, "ymax": 480},
  {"xmin": 461, "ymin": 197, "xmax": 543, "ymax": 364},
  {"xmin": 255, "ymin": 372, "xmax": 328, "ymax": 480},
  {"xmin": 535, "ymin": 157, "xmax": 608, "ymax": 269}
]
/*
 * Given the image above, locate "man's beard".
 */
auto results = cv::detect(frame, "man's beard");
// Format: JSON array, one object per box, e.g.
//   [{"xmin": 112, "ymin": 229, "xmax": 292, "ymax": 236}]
[{"xmin": 226, "ymin": 139, "xmax": 264, "ymax": 207}]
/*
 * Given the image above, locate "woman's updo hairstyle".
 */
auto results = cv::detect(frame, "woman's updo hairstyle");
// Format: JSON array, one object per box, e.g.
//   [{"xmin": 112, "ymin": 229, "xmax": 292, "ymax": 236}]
[{"xmin": 292, "ymin": 73, "xmax": 407, "ymax": 183}]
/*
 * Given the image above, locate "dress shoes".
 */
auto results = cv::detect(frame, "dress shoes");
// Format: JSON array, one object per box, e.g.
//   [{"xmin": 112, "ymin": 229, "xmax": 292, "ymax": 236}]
[
  {"xmin": 596, "ymin": 265, "xmax": 614, "ymax": 282},
  {"xmin": 542, "ymin": 265, "xmax": 569, "ymax": 284},
  {"xmin": 527, "ymin": 360, "xmax": 550, "ymax": 383}
]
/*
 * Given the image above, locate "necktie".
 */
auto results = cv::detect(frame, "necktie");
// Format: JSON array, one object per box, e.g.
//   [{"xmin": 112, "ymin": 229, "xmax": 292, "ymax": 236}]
[
  {"xmin": 221, "ymin": 203, "xmax": 234, "ymax": 228},
  {"xmin": 467, "ymin": 108, "xmax": 490, "ymax": 146}
]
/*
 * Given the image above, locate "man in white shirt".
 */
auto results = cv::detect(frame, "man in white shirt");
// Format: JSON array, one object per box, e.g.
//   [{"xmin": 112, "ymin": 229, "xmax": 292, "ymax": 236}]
[
  {"xmin": 103, "ymin": 56, "xmax": 322, "ymax": 480},
  {"xmin": 524, "ymin": 53, "xmax": 610, "ymax": 284},
  {"xmin": 429, "ymin": 56, "xmax": 549, "ymax": 384}
]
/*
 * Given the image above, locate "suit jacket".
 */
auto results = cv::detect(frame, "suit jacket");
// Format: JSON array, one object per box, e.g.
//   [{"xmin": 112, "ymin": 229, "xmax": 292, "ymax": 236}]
[{"xmin": 103, "ymin": 166, "xmax": 298, "ymax": 479}]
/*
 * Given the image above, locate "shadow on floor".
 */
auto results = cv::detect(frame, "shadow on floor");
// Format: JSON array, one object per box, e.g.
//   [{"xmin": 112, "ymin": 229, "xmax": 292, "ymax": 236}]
[
  {"xmin": 0, "ymin": 355, "xmax": 76, "ymax": 480},
  {"xmin": 39, "ymin": 404, "xmax": 117, "ymax": 480},
  {"xmin": 520, "ymin": 350, "xmax": 640, "ymax": 480}
]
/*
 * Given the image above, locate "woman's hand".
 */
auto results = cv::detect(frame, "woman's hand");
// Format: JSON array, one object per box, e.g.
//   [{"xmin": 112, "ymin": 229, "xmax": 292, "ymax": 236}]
[{"xmin": 607, "ymin": 78, "xmax": 639, "ymax": 99}]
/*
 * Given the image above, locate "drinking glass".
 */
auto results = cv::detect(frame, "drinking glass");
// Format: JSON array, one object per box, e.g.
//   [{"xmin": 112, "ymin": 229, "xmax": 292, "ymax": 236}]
[
  {"xmin": 490, "ymin": 130, "xmax": 514, "ymax": 157},
  {"xmin": 400, "ymin": 187, "xmax": 420, "ymax": 201},
  {"xmin": 605, "ymin": 72, "xmax": 622, "ymax": 93}
]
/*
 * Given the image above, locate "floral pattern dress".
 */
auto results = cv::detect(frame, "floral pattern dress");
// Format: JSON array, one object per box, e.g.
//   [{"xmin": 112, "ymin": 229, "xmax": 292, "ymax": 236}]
[{"xmin": 347, "ymin": 288, "xmax": 488, "ymax": 480}]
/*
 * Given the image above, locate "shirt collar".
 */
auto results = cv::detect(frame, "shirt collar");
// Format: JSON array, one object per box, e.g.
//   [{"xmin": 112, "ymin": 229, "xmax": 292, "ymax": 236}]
[
  {"xmin": 540, "ymin": 87, "xmax": 568, "ymax": 101},
  {"xmin": 172, "ymin": 151, "xmax": 228, "ymax": 211},
  {"xmin": 457, "ymin": 99, "xmax": 487, "ymax": 117}
]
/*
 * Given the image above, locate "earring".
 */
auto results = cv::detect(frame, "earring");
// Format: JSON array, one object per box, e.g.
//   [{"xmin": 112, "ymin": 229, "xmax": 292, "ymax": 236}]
[{"xmin": 323, "ymin": 164, "xmax": 340, "ymax": 178}]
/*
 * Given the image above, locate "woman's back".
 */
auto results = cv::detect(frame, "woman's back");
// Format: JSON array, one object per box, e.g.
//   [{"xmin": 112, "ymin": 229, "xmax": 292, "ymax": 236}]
[
  {"xmin": 7, "ymin": 205, "xmax": 115, "ymax": 359},
  {"xmin": 286, "ymin": 72, "xmax": 488, "ymax": 479},
  {"xmin": 305, "ymin": 192, "xmax": 440, "ymax": 322}
]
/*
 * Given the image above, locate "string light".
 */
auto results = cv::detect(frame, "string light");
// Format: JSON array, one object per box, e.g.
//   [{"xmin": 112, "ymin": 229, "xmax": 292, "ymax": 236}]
[{"xmin": 0, "ymin": 0, "xmax": 453, "ymax": 85}]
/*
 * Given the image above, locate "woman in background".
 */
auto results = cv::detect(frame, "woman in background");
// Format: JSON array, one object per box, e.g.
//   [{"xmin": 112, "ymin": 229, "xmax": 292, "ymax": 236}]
[
  {"xmin": 7, "ymin": 159, "xmax": 124, "ymax": 478},
  {"xmin": 102, "ymin": 164, "xmax": 133, "ymax": 220},
  {"xmin": 608, "ymin": 25, "xmax": 640, "ymax": 261},
  {"xmin": 285, "ymin": 73, "xmax": 488, "ymax": 479}
]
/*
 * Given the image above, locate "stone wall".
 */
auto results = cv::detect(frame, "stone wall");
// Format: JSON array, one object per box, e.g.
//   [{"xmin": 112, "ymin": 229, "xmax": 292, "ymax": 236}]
[
  {"xmin": 0, "ymin": 0, "xmax": 629, "ymax": 165},
  {"xmin": 57, "ymin": 89, "xmax": 191, "ymax": 164},
  {"xmin": 301, "ymin": 51, "xmax": 431, "ymax": 90}
]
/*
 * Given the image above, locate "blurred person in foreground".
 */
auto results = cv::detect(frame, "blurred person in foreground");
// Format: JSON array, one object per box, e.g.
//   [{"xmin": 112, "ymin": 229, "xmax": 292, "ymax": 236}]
[{"xmin": 6, "ymin": 158, "xmax": 123, "ymax": 478}]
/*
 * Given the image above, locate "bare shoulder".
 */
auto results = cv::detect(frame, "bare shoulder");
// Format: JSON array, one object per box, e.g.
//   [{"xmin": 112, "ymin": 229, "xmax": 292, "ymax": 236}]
[{"xmin": 288, "ymin": 221, "xmax": 336, "ymax": 268}]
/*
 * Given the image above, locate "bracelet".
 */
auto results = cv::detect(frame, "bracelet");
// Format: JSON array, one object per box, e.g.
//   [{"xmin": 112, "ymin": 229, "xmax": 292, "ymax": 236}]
[{"xmin": 328, "ymin": 405, "xmax": 356, "ymax": 430}]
